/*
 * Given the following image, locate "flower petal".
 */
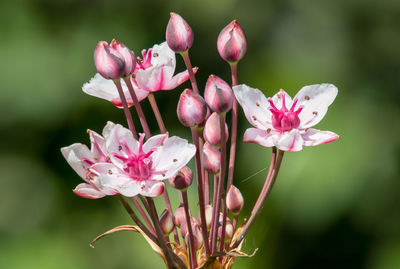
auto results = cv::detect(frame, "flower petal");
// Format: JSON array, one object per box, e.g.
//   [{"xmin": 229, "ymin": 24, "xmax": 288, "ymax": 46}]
[
  {"xmin": 89, "ymin": 163, "xmax": 133, "ymax": 196},
  {"xmin": 106, "ymin": 124, "xmax": 138, "ymax": 157},
  {"xmin": 61, "ymin": 143, "xmax": 93, "ymax": 180},
  {"xmin": 82, "ymin": 74, "xmax": 148, "ymax": 108},
  {"xmin": 293, "ymin": 83, "xmax": 338, "ymax": 128},
  {"xmin": 270, "ymin": 89, "xmax": 293, "ymax": 110},
  {"xmin": 162, "ymin": 68, "xmax": 197, "ymax": 90},
  {"xmin": 140, "ymin": 181, "xmax": 165, "ymax": 197},
  {"xmin": 102, "ymin": 121, "xmax": 116, "ymax": 140},
  {"xmin": 243, "ymin": 128, "xmax": 275, "ymax": 147},
  {"xmin": 151, "ymin": 136, "xmax": 196, "ymax": 180},
  {"xmin": 136, "ymin": 65, "xmax": 171, "ymax": 92},
  {"xmin": 73, "ymin": 183, "xmax": 106, "ymax": 199},
  {"xmin": 275, "ymin": 129, "xmax": 304, "ymax": 151},
  {"xmin": 151, "ymin": 42, "xmax": 176, "ymax": 70},
  {"xmin": 301, "ymin": 128, "xmax": 339, "ymax": 146},
  {"xmin": 143, "ymin": 133, "xmax": 169, "ymax": 153},
  {"xmin": 233, "ymin": 84, "xmax": 272, "ymax": 130}
]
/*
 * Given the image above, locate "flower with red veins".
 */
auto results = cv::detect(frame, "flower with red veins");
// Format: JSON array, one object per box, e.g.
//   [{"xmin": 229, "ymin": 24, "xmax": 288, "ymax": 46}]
[
  {"xmin": 82, "ymin": 73, "xmax": 149, "ymax": 108},
  {"xmin": 134, "ymin": 42, "xmax": 197, "ymax": 92},
  {"xmin": 60, "ymin": 122, "xmax": 117, "ymax": 199},
  {"xmin": 90, "ymin": 124, "xmax": 196, "ymax": 197},
  {"xmin": 233, "ymin": 84, "xmax": 339, "ymax": 151}
]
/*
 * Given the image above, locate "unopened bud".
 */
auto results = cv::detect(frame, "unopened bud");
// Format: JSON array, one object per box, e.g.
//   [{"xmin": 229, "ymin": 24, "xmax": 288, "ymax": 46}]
[
  {"xmin": 110, "ymin": 39, "xmax": 136, "ymax": 77},
  {"xmin": 198, "ymin": 204, "xmax": 213, "ymax": 229},
  {"xmin": 217, "ymin": 215, "xmax": 234, "ymax": 241},
  {"xmin": 94, "ymin": 41, "xmax": 125, "ymax": 79},
  {"xmin": 226, "ymin": 185, "xmax": 244, "ymax": 214},
  {"xmin": 180, "ymin": 216, "xmax": 198, "ymax": 238},
  {"xmin": 217, "ymin": 20, "xmax": 247, "ymax": 63},
  {"xmin": 186, "ymin": 224, "xmax": 203, "ymax": 250},
  {"xmin": 160, "ymin": 209, "xmax": 174, "ymax": 235},
  {"xmin": 201, "ymin": 142, "xmax": 221, "ymax": 175},
  {"xmin": 173, "ymin": 205, "xmax": 186, "ymax": 227},
  {"xmin": 169, "ymin": 166, "xmax": 193, "ymax": 190},
  {"xmin": 198, "ymin": 107, "xmax": 211, "ymax": 129},
  {"xmin": 203, "ymin": 112, "xmax": 229, "ymax": 146},
  {"xmin": 166, "ymin": 12, "xmax": 194, "ymax": 53},
  {"xmin": 204, "ymin": 75, "xmax": 233, "ymax": 113},
  {"xmin": 177, "ymin": 89, "xmax": 208, "ymax": 127}
]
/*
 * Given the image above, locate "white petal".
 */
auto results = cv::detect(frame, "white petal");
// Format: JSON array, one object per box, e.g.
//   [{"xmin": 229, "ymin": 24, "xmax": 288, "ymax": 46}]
[
  {"xmin": 102, "ymin": 121, "xmax": 116, "ymax": 140},
  {"xmin": 143, "ymin": 133, "xmax": 168, "ymax": 153},
  {"xmin": 140, "ymin": 181, "xmax": 165, "ymax": 197},
  {"xmin": 90, "ymin": 163, "xmax": 132, "ymax": 195},
  {"xmin": 275, "ymin": 129, "xmax": 304, "ymax": 151},
  {"xmin": 151, "ymin": 42, "xmax": 176, "ymax": 70},
  {"xmin": 293, "ymin": 84, "xmax": 338, "ymax": 128},
  {"xmin": 117, "ymin": 181, "xmax": 142, "ymax": 197},
  {"xmin": 162, "ymin": 69, "xmax": 193, "ymax": 90},
  {"xmin": 270, "ymin": 89, "xmax": 293, "ymax": 110},
  {"xmin": 61, "ymin": 143, "xmax": 93, "ymax": 180},
  {"xmin": 73, "ymin": 183, "xmax": 106, "ymax": 199},
  {"xmin": 243, "ymin": 128, "xmax": 275, "ymax": 147},
  {"xmin": 88, "ymin": 130, "xmax": 107, "ymax": 161},
  {"xmin": 233, "ymin": 84, "xmax": 272, "ymax": 130},
  {"xmin": 301, "ymin": 128, "xmax": 339, "ymax": 146},
  {"xmin": 136, "ymin": 64, "xmax": 173, "ymax": 92},
  {"xmin": 151, "ymin": 136, "xmax": 196, "ymax": 180},
  {"xmin": 106, "ymin": 124, "xmax": 138, "ymax": 156}
]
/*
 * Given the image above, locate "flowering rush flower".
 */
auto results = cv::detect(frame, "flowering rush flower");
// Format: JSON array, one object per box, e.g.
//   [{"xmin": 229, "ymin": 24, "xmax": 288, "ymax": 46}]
[
  {"xmin": 61, "ymin": 122, "xmax": 196, "ymax": 198},
  {"xmin": 233, "ymin": 84, "xmax": 339, "ymax": 151},
  {"xmin": 134, "ymin": 42, "xmax": 197, "ymax": 92}
]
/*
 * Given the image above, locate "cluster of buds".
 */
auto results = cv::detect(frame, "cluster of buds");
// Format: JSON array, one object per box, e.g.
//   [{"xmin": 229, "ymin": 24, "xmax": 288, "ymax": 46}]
[{"xmin": 61, "ymin": 11, "xmax": 339, "ymax": 269}]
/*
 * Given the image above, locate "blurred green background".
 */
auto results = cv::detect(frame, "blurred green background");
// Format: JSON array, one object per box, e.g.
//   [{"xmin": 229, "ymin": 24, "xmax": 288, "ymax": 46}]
[{"xmin": 1, "ymin": 0, "xmax": 399, "ymax": 268}]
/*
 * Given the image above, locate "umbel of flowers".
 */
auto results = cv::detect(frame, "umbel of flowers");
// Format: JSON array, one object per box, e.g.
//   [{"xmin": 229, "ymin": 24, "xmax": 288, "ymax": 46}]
[{"xmin": 61, "ymin": 12, "xmax": 339, "ymax": 269}]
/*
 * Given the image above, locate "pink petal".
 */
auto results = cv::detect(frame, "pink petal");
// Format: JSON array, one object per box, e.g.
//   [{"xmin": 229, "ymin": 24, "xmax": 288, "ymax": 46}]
[
  {"xmin": 61, "ymin": 143, "xmax": 93, "ymax": 180},
  {"xmin": 143, "ymin": 133, "xmax": 168, "ymax": 153},
  {"xmin": 301, "ymin": 128, "xmax": 339, "ymax": 146},
  {"xmin": 140, "ymin": 181, "xmax": 165, "ymax": 197},
  {"xmin": 88, "ymin": 130, "xmax": 107, "ymax": 160},
  {"xmin": 275, "ymin": 129, "xmax": 304, "ymax": 151},
  {"xmin": 151, "ymin": 136, "xmax": 196, "ymax": 180},
  {"xmin": 135, "ymin": 65, "xmax": 168, "ymax": 92},
  {"xmin": 293, "ymin": 84, "xmax": 338, "ymax": 128},
  {"xmin": 163, "ymin": 68, "xmax": 197, "ymax": 90},
  {"xmin": 90, "ymin": 163, "xmax": 132, "ymax": 195},
  {"xmin": 233, "ymin": 84, "xmax": 272, "ymax": 130},
  {"xmin": 243, "ymin": 128, "xmax": 275, "ymax": 147},
  {"xmin": 106, "ymin": 124, "xmax": 139, "ymax": 162},
  {"xmin": 73, "ymin": 183, "xmax": 106, "ymax": 199}
]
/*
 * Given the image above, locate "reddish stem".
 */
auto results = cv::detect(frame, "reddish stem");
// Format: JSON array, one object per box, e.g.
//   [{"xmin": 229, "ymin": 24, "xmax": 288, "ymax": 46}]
[
  {"xmin": 131, "ymin": 197, "xmax": 156, "ymax": 235},
  {"xmin": 181, "ymin": 190, "xmax": 197, "ymax": 269},
  {"xmin": 180, "ymin": 51, "xmax": 199, "ymax": 94},
  {"xmin": 148, "ymin": 93, "xmax": 167, "ymax": 133},
  {"xmin": 113, "ymin": 79, "xmax": 138, "ymax": 140}
]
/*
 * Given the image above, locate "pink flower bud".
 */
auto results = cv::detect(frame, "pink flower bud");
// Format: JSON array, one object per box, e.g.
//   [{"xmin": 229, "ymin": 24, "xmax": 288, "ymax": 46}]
[
  {"xmin": 203, "ymin": 112, "xmax": 229, "ymax": 146},
  {"xmin": 160, "ymin": 209, "xmax": 174, "ymax": 235},
  {"xmin": 180, "ymin": 216, "xmax": 198, "ymax": 238},
  {"xmin": 166, "ymin": 12, "xmax": 194, "ymax": 53},
  {"xmin": 201, "ymin": 142, "xmax": 220, "ymax": 175},
  {"xmin": 204, "ymin": 75, "xmax": 233, "ymax": 113},
  {"xmin": 198, "ymin": 204, "xmax": 213, "ymax": 229},
  {"xmin": 173, "ymin": 205, "xmax": 186, "ymax": 227},
  {"xmin": 217, "ymin": 20, "xmax": 247, "ymax": 63},
  {"xmin": 186, "ymin": 224, "xmax": 203, "ymax": 250},
  {"xmin": 94, "ymin": 41, "xmax": 125, "ymax": 79},
  {"xmin": 198, "ymin": 107, "xmax": 211, "ymax": 129},
  {"xmin": 110, "ymin": 39, "xmax": 136, "ymax": 77},
  {"xmin": 168, "ymin": 166, "xmax": 193, "ymax": 190},
  {"xmin": 217, "ymin": 219, "xmax": 234, "ymax": 241},
  {"xmin": 226, "ymin": 185, "xmax": 244, "ymax": 214},
  {"xmin": 177, "ymin": 89, "xmax": 208, "ymax": 127}
]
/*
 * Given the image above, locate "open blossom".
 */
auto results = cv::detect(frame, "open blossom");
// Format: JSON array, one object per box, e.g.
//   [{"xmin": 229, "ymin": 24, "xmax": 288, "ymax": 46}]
[
  {"xmin": 82, "ymin": 74, "xmax": 149, "ymax": 108},
  {"xmin": 135, "ymin": 42, "xmax": 197, "ymax": 92},
  {"xmin": 234, "ymin": 84, "xmax": 339, "ymax": 151},
  {"xmin": 61, "ymin": 122, "xmax": 117, "ymax": 199},
  {"xmin": 90, "ymin": 124, "xmax": 196, "ymax": 197}
]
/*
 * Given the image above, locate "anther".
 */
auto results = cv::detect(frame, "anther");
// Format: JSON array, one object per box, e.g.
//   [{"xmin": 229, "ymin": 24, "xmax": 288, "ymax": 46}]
[
  {"xmin": 108, "ymin": 169, "xmax": 113, "ymax": 174},
  {"xmin": 173, "ymin": 159, "xmax": 178, "ymax": 162},
  {"xmin": 267, "ymin": 128, "xmax": 271, "ymax": 133},
  {"xmin": 256, "ymin": 102, "xmax": 260, "ymax": 107},
  {"xmin": 305, "ymin": 96, "xmax": 310, "ymax": 100},
  {"xmin": 313, "ymin": 111, "xmax": 318, "ymax": 115},
  {"xmin": 153, "ymin": 53, "xmax": 159, "ymax": 57},
  {"xmin": 252, "ymin": 115, "xmax": 257, "ymax": 120}
]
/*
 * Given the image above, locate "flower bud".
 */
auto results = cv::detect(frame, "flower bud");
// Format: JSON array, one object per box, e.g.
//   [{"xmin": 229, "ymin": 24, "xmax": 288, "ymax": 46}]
[
  {"xmin": 217, "ymin": 20, "xmax": 247, "ymax": 63},
  {"xmin": 198, "ymin": 204, "xmax": 213, "ymax": 229},
  {"xmin": 201, "ymin": 142, "xmax": 220, "ymax": 175},
  {"xmin": 94, "ymin": 41, "xmax": 125, "ymax": 79},
  {"xmin": 186, "ymin": 224, "xmax": 203, "ymax": 250},
  {"xmin": 177, "ymin": 89, "xmax": 208, "ymax": 127},
  {"xmin": 217, "ymin": 218, "xmax": 234, "ymax": 241},
  {"xmin": 226, "ymin": 185, "xmax": 244, "ymax": 214},
  {"xmin": 168, "ymin": 166, "xmax": 193, "ymax": 190},
  {"xmin": 180, "ymin": 216, "xmax": 198, "ymax": 238},
  {"xmin": 203, "ymin": 112, "xmax": 229, "ymax": 146},
  {"xmin": 198, "ymin": 107, "xmax": 211, "ymax": 129},
  {"xmin": 173, "ymin": 205, "xmax": 186, "ymax": 227},
  {"xmin": 166, "ymin": 12, "xmax": 194, "ymax": 53},
  {"xmin": 204, "ymin": 75, "xmax": 233, "ymax": 113},
  {"xmin": 160, "ymin": 209, "xmax": 174, "ymax": 235},
  {"xmin": 110, "ymin": 39, "xmax": 136, "ymax": 77}
]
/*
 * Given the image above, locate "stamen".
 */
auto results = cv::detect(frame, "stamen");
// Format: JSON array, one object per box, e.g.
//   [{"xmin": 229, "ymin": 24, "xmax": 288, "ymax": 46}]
[{"xmin": 268, "ymin": 98, "xmax": 279, "ymax": 111}]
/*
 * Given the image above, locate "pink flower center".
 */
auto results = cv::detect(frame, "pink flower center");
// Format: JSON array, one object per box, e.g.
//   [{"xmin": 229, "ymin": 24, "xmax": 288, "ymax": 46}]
[
  {"xmin": 268, "ymin": 92, "xmax": 303, "ymax": 133},
  {"xmin": 114, "ymin": 134, "xmax": 155, "ymax": 181},
  {"xmin": 136, "ymin": 49, "xmax": 153, "ymax": 71}
]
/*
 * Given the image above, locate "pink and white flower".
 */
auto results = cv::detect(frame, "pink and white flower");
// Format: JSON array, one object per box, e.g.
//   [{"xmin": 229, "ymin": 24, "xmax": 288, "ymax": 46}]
[
  {"xmin": 233, "ymin": 84, "xmax": 339, "ymax": 151},
  {"xmin": 82, "ymin": 74, "xmax": 149, "ymax": 108},
  {"xmin": 90, "ymin": 124, "xmax": 196, "ymax": 197},
  {"xmin": 61, "ymin": 122, "xmax": 117, "ymax": 199},
  {"xmin": 135, "ymin": 42, "xmax": 197, "ymax": 92}
]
